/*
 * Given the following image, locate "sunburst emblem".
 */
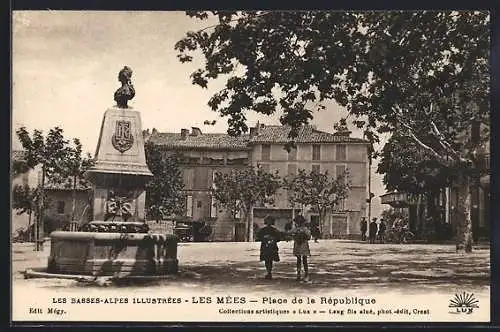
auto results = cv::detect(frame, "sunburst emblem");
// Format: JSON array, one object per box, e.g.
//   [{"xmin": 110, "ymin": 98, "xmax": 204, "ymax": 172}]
[{"xmin": 448, "ymin": 292, "xmax": 479, "ymax": 314}]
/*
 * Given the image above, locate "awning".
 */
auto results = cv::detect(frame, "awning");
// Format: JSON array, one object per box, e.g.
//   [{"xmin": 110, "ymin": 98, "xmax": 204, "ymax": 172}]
[
  {"xmin": 380, "ymin": 192, "xmax": 409, "ymax": 205},
  {"xmin": 227, "ymin": 151, "xmax": 248, "ymax": 159}
]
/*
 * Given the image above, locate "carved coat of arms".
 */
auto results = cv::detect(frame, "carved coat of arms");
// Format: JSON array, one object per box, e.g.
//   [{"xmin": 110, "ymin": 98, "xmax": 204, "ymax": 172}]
[{"xmin": 112, "ymin": 120, "xmax": 134, "ymax": 153}]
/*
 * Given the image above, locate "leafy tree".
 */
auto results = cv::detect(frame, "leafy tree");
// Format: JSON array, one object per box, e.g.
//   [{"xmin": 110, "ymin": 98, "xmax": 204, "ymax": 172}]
[
  {"xmin": 284, "ymin": 168, "xmax": 350, "ymax": 236},
  {"xmin": 378, "ymin": 133, "xmax": 453, "ymax": 193},
  {"xmin": 213, "ymin": 166, "xmax": 281, "ymax": 241},
  {"xmin": 15, "ymin": 127, "xmax": 70, "ymax": 250},
  {"xmin": 377, "ymin": 133, "xmax": 458, "ymax": 238},
  {"xmin": 12, "ymin": 184, "xmax": 50, "ymax": 241},
  {"xmin": 176, "ymin": 11, "xmax": 489, "ymax": 252},
  {"xmin": 145, "ymin": 142, "xmax": 185, "ymax": 221},
  {"xmin": 51, "ymin": 138, "xmax": 94, "ymax": 223},
  {"xmin": 12, "ymin": 156, "xmax": 30, "ymax": 177}
]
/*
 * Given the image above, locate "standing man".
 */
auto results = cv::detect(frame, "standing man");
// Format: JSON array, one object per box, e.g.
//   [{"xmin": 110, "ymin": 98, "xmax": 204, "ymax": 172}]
[
  {"xmin": 369, "ymin": 218, "xmax": 378, "ymax": 244},
  {"xmin": 360, "ymin": 217, "xmax": 367, "ymax": 241},
  {"xmin": 378, "ymin": 218, "xmax": 386, "ymax": 244},
  {"xmin": 311, "ymin": 222, "xmax": 321, "ymax": 243}
]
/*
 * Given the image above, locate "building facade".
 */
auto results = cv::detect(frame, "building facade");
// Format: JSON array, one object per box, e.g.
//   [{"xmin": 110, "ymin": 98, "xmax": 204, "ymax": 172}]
[
  {"xmin": 145, "ymin": 127, "xmax": 251, "ymax": 241},
  {"xmin": 147, "ymin": 124, "xmax": 370, "ymax": 241}
]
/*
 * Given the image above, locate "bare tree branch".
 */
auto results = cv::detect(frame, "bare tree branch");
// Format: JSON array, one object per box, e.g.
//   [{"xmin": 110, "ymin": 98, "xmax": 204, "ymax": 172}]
[
  {"xmin": 429, "ymin": 121, "xmax": 458, "ymax": 154},
  {"xmin": 394, "ymin": 112, "xmax": 445, "ymax": 161}
]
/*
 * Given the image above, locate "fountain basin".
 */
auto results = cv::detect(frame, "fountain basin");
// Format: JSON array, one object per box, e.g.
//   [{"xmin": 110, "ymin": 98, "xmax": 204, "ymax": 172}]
[{"xmin": 46, "ymin": 231, "xmax": 178, "ymax": 277}]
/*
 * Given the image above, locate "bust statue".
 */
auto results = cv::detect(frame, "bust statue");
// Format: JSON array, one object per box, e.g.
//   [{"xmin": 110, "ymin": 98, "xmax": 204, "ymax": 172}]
[{"xmin": 114, "ymin": 66, "xmax": 135, "ymax": 108}]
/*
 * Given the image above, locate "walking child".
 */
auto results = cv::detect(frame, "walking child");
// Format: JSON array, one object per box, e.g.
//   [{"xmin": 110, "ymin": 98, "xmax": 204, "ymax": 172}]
[
  {"xmin": 256, "ymin": 215, "xmax": 281, "ymax": 280},
  {"xmin": 292, "ymin": 215, "xmax": 311, "ymax": 282}
]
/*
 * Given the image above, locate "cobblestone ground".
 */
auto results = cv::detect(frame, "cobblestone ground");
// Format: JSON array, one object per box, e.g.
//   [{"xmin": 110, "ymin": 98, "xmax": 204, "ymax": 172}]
[{"xmin": 12, "ymin": 240, "xmax": 490, "ymax": 297}]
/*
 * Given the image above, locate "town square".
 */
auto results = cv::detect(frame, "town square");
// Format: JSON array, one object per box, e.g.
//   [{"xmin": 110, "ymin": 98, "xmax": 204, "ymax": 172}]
[{"xmin": 11, "ymin": 10, "xmax": 491, "ymax": 323}]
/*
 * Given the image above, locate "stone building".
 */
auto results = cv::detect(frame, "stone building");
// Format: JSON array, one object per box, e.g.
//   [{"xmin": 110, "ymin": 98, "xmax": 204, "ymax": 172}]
[
  {"xmin": 147, "ymin": 123, "xmax": 370, "ymax": 241},
  {"xmin": 145, "ymin": 127, "xmax": 251, "ymax": 241}
]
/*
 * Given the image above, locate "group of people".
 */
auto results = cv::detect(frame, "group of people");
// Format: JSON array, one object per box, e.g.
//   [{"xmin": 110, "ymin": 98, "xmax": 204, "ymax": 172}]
[
  {"xmin": 390, "ymin": 217, "xmax": 413, "ymax": 243},
  {"xmin": 359, "ymin": 217, "xmax": 387, "ymax": 244},
  {"xmin": 256, "ymin": 215, "xmax": 312, "ymax": 282}
]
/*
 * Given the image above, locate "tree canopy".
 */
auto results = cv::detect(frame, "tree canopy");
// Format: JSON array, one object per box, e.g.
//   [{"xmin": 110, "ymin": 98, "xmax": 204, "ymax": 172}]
[
  {"xmin": 176, "ymin": 11, "xmax": 489, "ymax": 167},
  {"xmin": 213, "ymin": 166, "xmax": 281, "ymax": 215},
  {"xmin": 377, "ymin": 132, "xmax": 453, "ymax": 194},
  {"xmin": 284, "ymin": 168, "xmax": 350, "ymax": 212},
  {"xmin": 284, "ymin": 168, "xmax": 350, "ymax": 234},
  {"xmin": 213, "ymin": 166, "xmax": 281, "ymax": 241},
  {"xmin": 145, "ymin": 142, "xmax": 186, "ymax": 220},
  {"xmin": 16, "ymin": 126, "xmax": 70, "ymax": 177}
]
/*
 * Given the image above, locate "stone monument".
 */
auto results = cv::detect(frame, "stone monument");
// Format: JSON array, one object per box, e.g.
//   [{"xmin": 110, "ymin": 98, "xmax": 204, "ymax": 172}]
[{"xmin": 26, "ymin": 67, "xmax": 178, "ymax": 280}]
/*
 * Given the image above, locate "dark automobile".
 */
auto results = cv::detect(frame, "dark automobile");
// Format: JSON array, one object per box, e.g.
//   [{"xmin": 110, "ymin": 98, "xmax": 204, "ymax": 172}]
[{"xmin": 174, "ymin": 222, "xmax": 193, "ymax": 242}]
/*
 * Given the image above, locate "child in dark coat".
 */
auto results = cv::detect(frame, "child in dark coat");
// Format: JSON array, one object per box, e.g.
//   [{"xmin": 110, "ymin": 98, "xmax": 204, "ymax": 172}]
[{"xmin": 256, "ymin": 215, "xmax": 282, "ymax": 280}]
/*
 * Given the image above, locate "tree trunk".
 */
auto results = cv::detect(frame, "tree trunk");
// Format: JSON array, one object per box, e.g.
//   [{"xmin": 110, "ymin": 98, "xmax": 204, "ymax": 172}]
[
  {"xmin": 37, "ymin": 169, "xmax": 46, "ymax": 252},
  {"xmin": 28, "ymin": 210, "xmax": 32, "ymax": 242},
  {"xmin": 415, "ymin": 194, "xmax": 422, "ymax": 238},
  {"xmin": 320, "ymin": 212, "xmax": 332, "ymax": 238},
  {"xmin": 456, "ymin": 175, "xmax": 473, "ymax": 253},
  {"xmin": 71, "ymin": 175, "xmax": 77, "ymax": 222},
  {"xmin": 247, "ymin": 206, "xmax": 254, "ymax": 242},
  {"xmin": 317, "ymin": 206, "xmax": 323, "ymax": 236}
]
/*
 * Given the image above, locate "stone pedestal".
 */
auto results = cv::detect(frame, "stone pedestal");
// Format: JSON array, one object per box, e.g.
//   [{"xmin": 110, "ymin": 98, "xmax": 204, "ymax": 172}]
[{"xmin": 85, "ymin": 107, "xmax": 153, "ymax": 222}]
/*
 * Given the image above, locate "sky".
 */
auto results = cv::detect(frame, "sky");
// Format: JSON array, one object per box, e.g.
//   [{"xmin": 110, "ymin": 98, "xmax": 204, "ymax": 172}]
[{"xmin": 12, "ymin": 11, "xmax": 389, "ymax": 218}]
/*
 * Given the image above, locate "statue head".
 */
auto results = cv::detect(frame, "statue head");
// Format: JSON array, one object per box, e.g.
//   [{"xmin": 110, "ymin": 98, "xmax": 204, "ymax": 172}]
[
  {"xmin": 114, "ymin": 66, "xmax": 135, "ymax": 108},
  {"xmin": 118, "ymin": 66, "xmax": 133, "ymax": 85}
]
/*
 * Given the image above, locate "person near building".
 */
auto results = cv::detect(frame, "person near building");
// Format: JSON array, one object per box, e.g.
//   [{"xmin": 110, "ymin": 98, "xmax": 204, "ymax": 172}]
[
  {"xmin": 378, "ymin": 218, "xmax": 387, "ymax": 244},
  {"xmin": 284, "ymin": 220, "xmax": 293, "ymax": 242},
  {"xmin": 311, "ymin": 222, "xmax": 321, "ymax": 243},
  {"xmin": 369, "ymin": 218, "xmax": 378, "ymax": 244},
  {"xmin": 360, "ymin": 217, "xmax": 367, "ymax": 241},
  {"xmin": 291, "ymin": 215, "xmax": 312, "ymax": 282},
  {"xmin": 256, "ymin": 215, "xmax": 282, "ymax": 280}
]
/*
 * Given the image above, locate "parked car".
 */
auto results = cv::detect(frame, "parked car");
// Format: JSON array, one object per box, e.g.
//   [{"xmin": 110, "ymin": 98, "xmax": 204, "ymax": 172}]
[{"xmin": 174, "ymin": 222, "xmax": 193, "ymax": 242}]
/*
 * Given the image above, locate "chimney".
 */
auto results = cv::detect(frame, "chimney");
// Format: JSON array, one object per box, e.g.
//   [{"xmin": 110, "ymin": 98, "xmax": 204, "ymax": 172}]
[
  {"xmin": 181, "ymin": 128, "xmax": 189, "ymax": 140},
  {"xmin": 333, "ymin": 123, "xmax": 351, "ymax": 137},
  {"xmin": 334, "ymin": 129, "xmax": 352, "ymax": 137},
  {"xmin": 191, "ymin": 127, "xmax": 202, "ymax": 137},
  {"xmin": 249, "ymin": 127, "xmax": 257, "ymax": 138}
]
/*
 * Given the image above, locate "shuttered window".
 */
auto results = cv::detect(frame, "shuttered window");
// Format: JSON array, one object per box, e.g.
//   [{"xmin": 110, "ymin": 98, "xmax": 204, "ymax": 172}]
[
  {"xmin": 336, "ymin": 145, "xmax": 347, "ymax": 161},
  {"xmin": 312, "ymin": 145, "xmax": 321, "ymax": 161},
  {"xmin": 262, "ymin": 144, "xmax": 271, "ymax": 161}
]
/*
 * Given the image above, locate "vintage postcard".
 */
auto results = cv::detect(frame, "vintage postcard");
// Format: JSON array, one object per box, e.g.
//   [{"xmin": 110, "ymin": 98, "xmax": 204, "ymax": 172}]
[{"xmin": 11, "ymin": 10, "xmax": 491, "ymax": 324}]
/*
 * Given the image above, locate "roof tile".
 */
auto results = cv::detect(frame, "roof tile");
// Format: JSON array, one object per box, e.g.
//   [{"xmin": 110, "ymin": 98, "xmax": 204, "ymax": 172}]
[
  {"xmin": 149, "ymin": 125, "xmax": 367, "ymax": 149},
  {"xmin": 148, "ymin": 132, "xmax": 251, "ymax": 150},
  {"xmin": 251, "ymin": 125, "xmax": 367, "ymax": 144}
]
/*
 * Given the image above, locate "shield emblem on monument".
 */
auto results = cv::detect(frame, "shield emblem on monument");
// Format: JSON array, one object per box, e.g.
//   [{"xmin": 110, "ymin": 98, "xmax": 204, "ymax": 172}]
[{"xmin": 111, "ymin": 120, "xmax": 134, "ymax": 153}]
